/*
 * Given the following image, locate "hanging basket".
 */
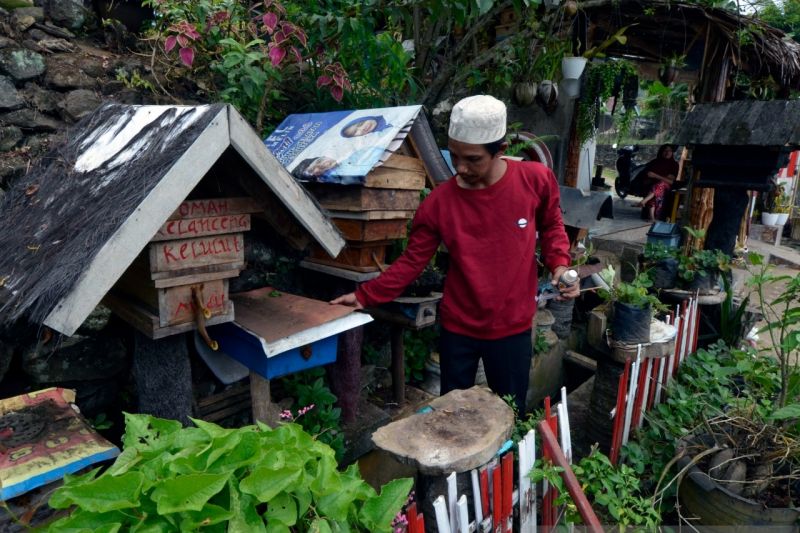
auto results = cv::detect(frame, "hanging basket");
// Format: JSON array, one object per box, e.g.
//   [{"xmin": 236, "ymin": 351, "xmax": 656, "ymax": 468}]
[
  {"xmin": 561, "ymin": 56, "xmax": 587, "ymax": 79},
  {"xmin": 561, "ymin": 78, "xmax": 581, "ymax": 99},
  {"xmin": 513, "ymin": 82, "xmax": 537, "ymax": 106},
  {"xmin": 659, "ymin": 65, "xmax": 679, "ymax": 86}
]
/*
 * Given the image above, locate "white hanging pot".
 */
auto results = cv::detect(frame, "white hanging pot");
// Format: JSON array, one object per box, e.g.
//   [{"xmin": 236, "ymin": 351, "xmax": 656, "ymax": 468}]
[
  {"xmin": 561, "ymin": 56, "xmax": 587, "ymax": 79},
  {"xmin": 762, "ymin": 212, "xmax": 780, "ymax": 226}
]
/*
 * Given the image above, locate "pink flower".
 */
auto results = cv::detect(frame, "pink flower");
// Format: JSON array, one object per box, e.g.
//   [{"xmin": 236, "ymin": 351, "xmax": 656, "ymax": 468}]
[{"xmin": 279, "ymin": 409, "xmax": 293, "ymax": 421}]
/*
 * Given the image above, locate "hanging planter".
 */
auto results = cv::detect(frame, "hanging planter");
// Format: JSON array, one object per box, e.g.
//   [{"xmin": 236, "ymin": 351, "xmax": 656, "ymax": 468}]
[
  {"xmin": 561, "ymin": 78, "xmax": 580, "ymax": 98},
  {"xmin": 513, "ymin": 81, "xmax": 537, "ymax": 106},
  {"xmin": 537, "ymin": 80, "xmax": 559, "ymax": 113},
  {"xmin": 659, "ymin": 65, "xmax": 679, "ymax": 86},
  {"xmin": 561, "ymin": 56, "xmax": 587, "ymax": 79}
]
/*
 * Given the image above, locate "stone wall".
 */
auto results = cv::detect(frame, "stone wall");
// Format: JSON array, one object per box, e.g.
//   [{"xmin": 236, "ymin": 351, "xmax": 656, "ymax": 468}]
[{"xmin": 0, "ymin": 1, "xmax": 164, "ymax": 193}]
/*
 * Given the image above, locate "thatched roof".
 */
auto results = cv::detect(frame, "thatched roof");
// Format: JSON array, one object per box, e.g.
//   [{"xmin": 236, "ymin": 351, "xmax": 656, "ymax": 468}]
[
  {"xmin": 675, "ymin": 100, "xmax": 800, "ymax": 146},
  {"xmin": 580, "ymin": 0, "xmax": 800, "ymax": 89},
  {"xmin": 0, "ymin": 104, "xmax": 344, "ymax": 336}
]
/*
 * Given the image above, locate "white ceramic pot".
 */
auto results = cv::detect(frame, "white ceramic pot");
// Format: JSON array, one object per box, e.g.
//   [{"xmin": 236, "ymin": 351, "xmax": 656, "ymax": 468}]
[
  {"xmin": 561, "ymin": 56, "xmax": 587, "ymax": 79},
  {"xmin": 777, "ymin": 213, "xmax": 790, "ymax": 225},
  {"xmin": 762, "ymin": 212, "xmax": 780, "ymax": 226}
]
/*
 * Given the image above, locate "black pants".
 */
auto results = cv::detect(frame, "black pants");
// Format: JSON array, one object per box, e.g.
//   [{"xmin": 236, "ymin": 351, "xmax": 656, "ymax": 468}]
[{"xmin": 439, "ymin": 328, "xmax": 533, "ymax": 415}]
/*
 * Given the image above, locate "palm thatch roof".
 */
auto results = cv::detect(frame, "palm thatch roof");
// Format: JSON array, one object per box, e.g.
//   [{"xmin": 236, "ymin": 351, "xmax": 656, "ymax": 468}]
[
  {"xmin": 0, "ymin": 104, "xmax": 343, "ymax": 336},
  {"xmin": 675, "ymin": 100, "xmax": 800, "ymax": 146},
  {"xmin": 580, "ymin": 0, "xmax": 800, "ymax": 89}
]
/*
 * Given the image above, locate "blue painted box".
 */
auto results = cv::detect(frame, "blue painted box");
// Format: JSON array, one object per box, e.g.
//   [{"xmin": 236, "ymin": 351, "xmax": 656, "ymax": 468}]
[{"xmin": 210, "ymin": 321, "xmax": 338, "ymax": 380}]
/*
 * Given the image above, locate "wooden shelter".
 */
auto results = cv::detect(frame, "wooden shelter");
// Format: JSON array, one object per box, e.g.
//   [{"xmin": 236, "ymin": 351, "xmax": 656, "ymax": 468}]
[
  {"xmin": 0, "ymin": 103, "xmax": 344, "ymax": 338},
  {"xmin": 673, "ymin": 100, "xmax": 800, "ymax": 253}
]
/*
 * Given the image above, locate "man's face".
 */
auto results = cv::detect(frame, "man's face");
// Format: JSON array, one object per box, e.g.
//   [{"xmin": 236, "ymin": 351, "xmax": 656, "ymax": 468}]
[{"xmin": 448, "ymin": 139, "xmax": 498, "ymax": 186}]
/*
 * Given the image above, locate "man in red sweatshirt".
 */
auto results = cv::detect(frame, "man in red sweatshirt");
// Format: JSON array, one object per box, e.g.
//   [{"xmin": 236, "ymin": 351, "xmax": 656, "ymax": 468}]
[{"xmin": 332, "ymin": 95, "xmax": 577, "ymax": 414}]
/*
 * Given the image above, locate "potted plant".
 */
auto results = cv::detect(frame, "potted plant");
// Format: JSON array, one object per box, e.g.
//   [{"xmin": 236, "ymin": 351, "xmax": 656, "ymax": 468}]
[
  {"xmin": 774, "ymin": 192, "xmax": 792, "ymax": 226},
  {"xmin": 598, "ymin": 266, "xmax": 664, "ymax": 344},
  {"xmin": 546, "ymin": 244, "xmax": 592, "ymax": 339},
  {"xmin": 561, "ymin": 55, "xmax": 587, "ymax": 79},
  {"xmin": 641, "ymin": 242, "xmax": 679, "ymax": 289},
  {"xmin": 659, "ymin": 53, "xmax": 686, "ymax": 86},
  {"xmin": 676, "ymin": 253, "xmax": 800, "ymax": 528},
  {"xmin": 678, "ymin": 248, "xmax": 730, "ymax": 295}
]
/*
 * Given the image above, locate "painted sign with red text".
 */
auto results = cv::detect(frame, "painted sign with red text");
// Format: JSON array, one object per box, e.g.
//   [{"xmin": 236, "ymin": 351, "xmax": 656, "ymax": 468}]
[
  {"xmin": 149, "ymin": 233, "xmax": 244, "ymax": 272},
  {"xmin": 152, "ymin": 214, "xmax": 251, "ymax": 242}
]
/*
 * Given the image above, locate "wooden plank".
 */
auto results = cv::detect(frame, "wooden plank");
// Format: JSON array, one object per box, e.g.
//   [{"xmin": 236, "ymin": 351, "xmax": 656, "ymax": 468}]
[
  {"xmin": 309, "ymin": 241, "xmax": 389, "ymax": 269},
  {"xmin": 152, "ymin": 214, "xmax": 251, "ymax": 241},
  {"xmin": 381, "ymin": 152, "xmax": 426, "ymax": 172},
  {"xmin": 167, "ymin": 197, "xmax": 260, "ymax": 221},
  {"xmin": 232, "ymin": 287, "xmax": 357, "ymax": 343},
  {"xmin": 201, "ymin": 401, "xmax": 252, "ymax": 423},
  {"xmin": 332, "ymin": 218, "xmax": 409, "ymax": 241},
  {"xmin": 149, "ymin": 233, "xmax": 244, "ymax": 273},
  {"xmin": 153, "ymin": 268, "xmax": 240, "ymax": 288},
  {"xmin": 250, "ymin": 372, "xmax": 272, "ymax": 426},
  {"xmin": 302, "ymin": 256, "xmax": 383, "ymax": 273},
  {"xmin": 44, "ymin": 107, "xmax": 230, "ymax": 336},
  {"xmin": 299, "ymin": 259, "xmax": 380, "ymax": 281},
  {"xmin": 305, "ymin": 185, "xmax": 420, "ymax": 212},
  {"xmin": 196, "ymin": 381, "xmax": 250, "ymax": 408},
  {"xmin": 327, "ymin": 210, "xmax": 415, "ymax": 221},
  {"xmin": 227, "ymin": 107, "xmax": 345, "ymax": 257},
  {"xmin": 150, "ymin": 261, "xmax": 244, "ymax": 281},
  {"xmin": 197, "ymin": 393, "xmax": 250, "ymax": 417},
  {"xmin": 104, "ymin": 291, "xmax": 234, "ymax": 339},
  {"xmin": 157, "ymin": 279, "xmax": 229, "ymax": 327},
  {"xmin": 363, "ymin": 167, "xmax": 425, "ymax": 190}
]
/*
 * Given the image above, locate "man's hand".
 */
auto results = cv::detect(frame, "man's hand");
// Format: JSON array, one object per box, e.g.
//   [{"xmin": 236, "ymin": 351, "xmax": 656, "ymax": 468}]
[
  {"xmin": 551, "ymin": 265, "xmax": 580, "ymax": 300},
  {"xmin": 330, "ymin": 292, "xmax": 364, "ymax": 309}
]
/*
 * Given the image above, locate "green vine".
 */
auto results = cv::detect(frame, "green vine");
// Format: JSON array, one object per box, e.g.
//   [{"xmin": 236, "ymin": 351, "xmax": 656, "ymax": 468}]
[{"xmin": 575, "ymin": 60, "xmax": 637, "ymax": 145}]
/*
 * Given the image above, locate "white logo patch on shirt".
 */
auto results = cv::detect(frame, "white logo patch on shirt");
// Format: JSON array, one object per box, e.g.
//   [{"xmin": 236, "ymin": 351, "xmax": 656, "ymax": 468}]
[{"xmin": 517, "ymin": 218, "xmax": 528, "ymax": 229}]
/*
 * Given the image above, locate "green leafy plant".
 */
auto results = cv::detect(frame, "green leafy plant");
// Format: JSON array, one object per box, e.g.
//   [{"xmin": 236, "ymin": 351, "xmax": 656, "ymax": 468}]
[
  {"xmin": 597, "ymin": 267, "xmax": 663, "ymax": 311},
  {"xmin": 642, "ymin": 242, "xmax": 676, "ymax": 263},
  {"xmin": 533, "ymin": 329, "xmax": 549, "ymax": 355},
  {"xmin": 748, "ymin": 252, "xmax": 800, "ymax": 407},
  {"xmin": 677, "ymin": 249, "xmax": 730, "ymax": 283},
  {"xmin": 280, "ymin": 368, "xmax": 344, "ymax": 459},
  {"xmin": 575, "ymin": 59, "xmax": 638, "ymax": 144},
  {"xmin": 45, "ymin": 414, "xmax": 412, "ymax": 532},
  {"xmin": 404, "ymin": 327, "xmax": 438, "ymax": 383}
]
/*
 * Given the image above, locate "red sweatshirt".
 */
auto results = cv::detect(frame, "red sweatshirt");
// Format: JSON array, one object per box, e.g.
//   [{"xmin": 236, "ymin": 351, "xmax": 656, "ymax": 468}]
[{"xmin": 355, "ymin": 159, "xmax": 571, "ymax": 339}]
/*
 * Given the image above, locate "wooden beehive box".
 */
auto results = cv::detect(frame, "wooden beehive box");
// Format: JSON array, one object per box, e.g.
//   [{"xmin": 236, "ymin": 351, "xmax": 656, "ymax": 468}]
[
  {"xmin": 306, "ymin": 150, "xmax": 427, "ymax": 272},
  {"xmin": 106, "ymin": 197, "xmax": 261, "ymax": 339}
]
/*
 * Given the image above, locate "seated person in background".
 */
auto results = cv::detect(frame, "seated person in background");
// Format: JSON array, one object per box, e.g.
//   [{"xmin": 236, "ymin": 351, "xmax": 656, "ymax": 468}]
[{"xmin": 636, "ymin": 144, "xmax": 679, "ymax": 222}]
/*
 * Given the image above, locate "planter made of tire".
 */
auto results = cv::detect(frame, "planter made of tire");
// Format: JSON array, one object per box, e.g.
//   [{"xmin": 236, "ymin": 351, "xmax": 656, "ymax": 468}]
[
  {"xmin": 776, "ymin": 213, "xmax": 790, "ymax": 226},
  {"xmin": 762, "ymin": 212, "xmax": 780, "ymax": 226},
  {"xmin": 648, "ymin": 258, "xmax": 678, "ymax": 289},
  {"xmin": 546, "ymin": 298, "xmax": 574, "ymax": 339},
  {"xmin": 513, "ymin": 82, "xmax": 537, "ymax": 106},
  {"xmin": 610, "ymin": 301, "xmax": 651, "ymax": 344},
  {"xmin": 677, "ymin": 454, "xmax": 800, "ymax": 530}
]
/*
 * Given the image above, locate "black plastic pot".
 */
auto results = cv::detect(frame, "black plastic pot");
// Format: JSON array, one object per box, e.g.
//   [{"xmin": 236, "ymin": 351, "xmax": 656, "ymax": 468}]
[
  {"xmin": 688, "ymin": 272, "xmax": 717, "ymax": 294},
  {"xmin": 610, "ymin": 301, "xmax": 651, "ymax": 344},
  {"xmin": 677, "ymin": 453, "xmax": 800, "ymax": 530},
  {"xmin": 648, "ymin": 258, "xmax": 678, "ymax": 289},
  {"xmin": 546, "ymin": 298, "xmax": 574, "ymax": 340}
]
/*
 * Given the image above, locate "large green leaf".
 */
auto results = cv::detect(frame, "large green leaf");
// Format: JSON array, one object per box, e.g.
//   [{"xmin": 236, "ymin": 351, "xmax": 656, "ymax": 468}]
[
  {"xmin": 49, "ymin": 472, "xmax": 144, "ymax": 513},
  {"xmin": 150, "ymin": 472, "xmax": 231, "ymax": 514},
  {"xmin": 309, "ymin": 455, "xmax": 342, "ymax": 496},
  {"xmin": 178, "ymin": 503, "xmax": 233, "ymax": 530},
  {"xmin": 358, "ymin": 478, "xmax": 414, "ymax": 532},
  {"xmin": 263, "ymin": 492, "xmax": 297, "ymax": 526},
  {"xmin": 228, "ymin": 479, "xmax": 266, "ymax": 533},
  {"xmin": 44, "ymin": 510, "xmax": 125, "ymax": 532},
  {"xmin": 315, "ymin": 472, "xmax": 365, "ymax": 522},
  {"xmin": 771, "ymin": 403, "xmax": 800, "ymax": 420},
  {"xmin": 309, "ymin": 518, "xmax": 333, "ymax": 533},
  {"xmin": 240, "ymin": 466, "xmax": 302, "ymax": 502}
]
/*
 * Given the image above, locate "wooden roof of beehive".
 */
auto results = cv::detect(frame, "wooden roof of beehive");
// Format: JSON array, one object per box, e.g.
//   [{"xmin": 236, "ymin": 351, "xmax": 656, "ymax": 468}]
[
  {"xmin": 674, "ymin": 100, "xmax": 800, "ymax": 147},
  {"xmin": 0, "ymin": 104, "xmax": 344, "ymax": 336}
]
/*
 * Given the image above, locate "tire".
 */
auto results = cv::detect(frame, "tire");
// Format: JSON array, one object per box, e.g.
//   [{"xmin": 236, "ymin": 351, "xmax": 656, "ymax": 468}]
[{"xmin": 614, "ymin": 178, "xmax": 628, "ymax": 199}]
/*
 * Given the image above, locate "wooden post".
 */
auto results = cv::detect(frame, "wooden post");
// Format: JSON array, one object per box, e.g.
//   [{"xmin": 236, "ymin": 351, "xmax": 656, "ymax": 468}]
[
  {"xmin": 563, "ymin": 102, "xmax": 581, "ymax": 187},
  {"xmin": 250, "ymin": 372, "xmax": 272, "ymax": 426},
  {"xmin": 327, "ymin": 325, "xmax": 363, "ymax": 425},
  {"xmin": 390, "ymin": 324, "xmax": 406, "ymax": 405},
  {"xmin": 132, "ymin": 331, "xmax": 193, "ymax": 425}
]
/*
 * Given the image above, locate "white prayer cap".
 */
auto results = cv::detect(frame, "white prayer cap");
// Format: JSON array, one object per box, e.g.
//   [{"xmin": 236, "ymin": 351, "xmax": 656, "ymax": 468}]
[{"xmin": 448, "ymin": 95, "xmax": 507, "ymax": 144}]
